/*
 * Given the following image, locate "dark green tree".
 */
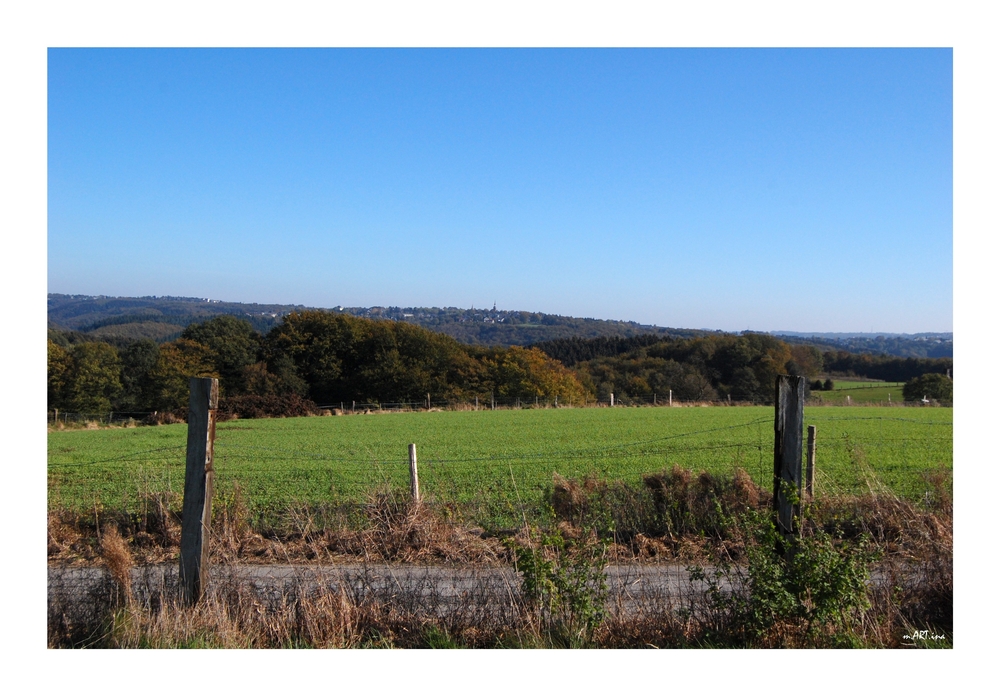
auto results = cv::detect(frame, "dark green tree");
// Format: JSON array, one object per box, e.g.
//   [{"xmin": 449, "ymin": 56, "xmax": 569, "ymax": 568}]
[
  {"xmin": 67, "ymin": 342, "xmax": 123, "ymax": 413},
  {"xmin": 115, "ymin": 339, "xmax": 160, "ymax": 411},
  {"xmin": 903, "ymin": 373, "xmax": 952, "ymax": 402},
  {"xmin": 48, "ymin": 339, "xmax": 74, "ymax": 409},
  {"xmin": 182, "ymin": 315, "xmax": 261, "ymax": 396}
]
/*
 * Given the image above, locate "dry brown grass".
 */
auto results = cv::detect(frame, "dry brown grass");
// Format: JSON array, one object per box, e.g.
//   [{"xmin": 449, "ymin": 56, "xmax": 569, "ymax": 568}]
[
  {"xmin": 99, "ymin": 525, "xmax": 134, "ymax": 601},
  {"xmin": 47, "ymin": 462, "xmax": 952, "ymax": 649},
  {"xmin": 49, "ymin": 488, "xmax": 508, "ymax": 568}
]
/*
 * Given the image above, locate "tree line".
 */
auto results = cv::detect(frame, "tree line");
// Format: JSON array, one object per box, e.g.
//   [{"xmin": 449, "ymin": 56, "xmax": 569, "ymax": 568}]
[
  {"xmin": 536, "ymin": 334, "xmax": 952, "ymax": 403},
  {"xmin": 563, "ymin": 333, "xmax": 827, "ymax": 403},
  {"xmin": 48, "ymin": 311, "xmax": 955, "ymax": 418},
  {"xmin": 47, "ymin": 311, "xmax": 587, "ymax": 417}
]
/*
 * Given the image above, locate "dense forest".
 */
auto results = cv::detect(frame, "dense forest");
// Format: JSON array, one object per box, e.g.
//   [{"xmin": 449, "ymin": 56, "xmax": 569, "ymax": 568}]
[
  {"xmin": 773, "ymin": 332, "xmax": 952, "ymax": 359},
  {"xmin": 541, "ymin": 334, "xmax": 952, "ymax": 404},
  {"xmin": 47, "ymin": 312, "xmax": 587, "ymax": 417},
  {"xmin": 48, "ymin": 310, "xmax": 954, "ymax": 418}
]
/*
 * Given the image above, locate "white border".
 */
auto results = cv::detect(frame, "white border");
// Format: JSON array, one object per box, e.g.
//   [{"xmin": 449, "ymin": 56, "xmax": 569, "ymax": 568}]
[{"xmin": 5, "ymin": 1, "xmax": 993, "ymax": 691}]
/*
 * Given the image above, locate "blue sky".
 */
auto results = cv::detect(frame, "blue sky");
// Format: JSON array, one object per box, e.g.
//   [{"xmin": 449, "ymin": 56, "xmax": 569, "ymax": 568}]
[{"xmin": 48, "ymin": 48, "xmax": 952, "ymax": 332}]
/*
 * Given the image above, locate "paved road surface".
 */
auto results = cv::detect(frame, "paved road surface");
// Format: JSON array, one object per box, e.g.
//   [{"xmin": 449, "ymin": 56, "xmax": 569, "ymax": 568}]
[{"xmin": 49, "ymin": 563, "xmax": 725, "ymax": 622}]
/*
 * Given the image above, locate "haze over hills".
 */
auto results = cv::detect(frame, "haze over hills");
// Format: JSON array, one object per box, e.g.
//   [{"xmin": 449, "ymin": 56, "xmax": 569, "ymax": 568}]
[
  {"xmin": 768, "ymin": 331, "xmax": 952, "ymax": 359},
  {"xmin": 47, "ymin": 293, "xmax": 952, "ymax": 358}
]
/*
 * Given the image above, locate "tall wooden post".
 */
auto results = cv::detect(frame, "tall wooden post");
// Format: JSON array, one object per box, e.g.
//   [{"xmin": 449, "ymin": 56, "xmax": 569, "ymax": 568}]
[
  {"xmin": 180, "ymin": 377, "xmax": 218, "ymax": 605},
  {"xmin": 773, "ymin": 375, "xmax": 805, "ymax": 542},
  {"xmin": 610, "ymin": 392, "xmax": 615, "ymax": 407},
  {"xmin": 427, "ymin": 393, "xmax": 431, "ymax": 410},
  {"xmin": 408, "ymin": 443, "xmax": 420, "ymax": 503},
  {"xmin": 669, "ymin": 389, "xmax": 672, "ymax": 407},
  {"xmin": 805, "ymin": 425, "xmax": 817, "ymax": 500}
]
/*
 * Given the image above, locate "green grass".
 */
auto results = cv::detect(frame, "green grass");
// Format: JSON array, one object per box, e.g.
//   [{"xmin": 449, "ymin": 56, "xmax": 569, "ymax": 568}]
[
  {"xmin": 812, "ymin": 380, "xmax": 907, "ymax": 405},
  {"xmin": 48, "ymin": 406, "xmax": 951, "ymax": 528}
]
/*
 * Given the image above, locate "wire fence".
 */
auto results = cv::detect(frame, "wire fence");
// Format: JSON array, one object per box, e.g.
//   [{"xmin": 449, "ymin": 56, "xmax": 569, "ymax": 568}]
[
  {"xmin": 48, "ymin": 390, "xmax": 940, "ymax": 428},
  {"xmin": 47, "ymin": 406, "xmax": 953, "ymax": 530}
]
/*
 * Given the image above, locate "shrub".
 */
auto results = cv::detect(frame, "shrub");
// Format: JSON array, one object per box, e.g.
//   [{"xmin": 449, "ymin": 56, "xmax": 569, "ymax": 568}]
[
  {"xmin": 642, "ymin": 466, "xmax": 767, "ymax": 539},
  {"xmin": 509, "ymin": 526, "xmax": 608, "ymax": 646},
  {"xmin": 693, "ymin": 509, "xmax": 880, "ymax": 647},
  {"xmin": 217, "ymin": 394, "xmax": 318, "ymax": 420},
  {"xmin": 903, "ymin": 373, "xmax": 952, "ymax": 403}
]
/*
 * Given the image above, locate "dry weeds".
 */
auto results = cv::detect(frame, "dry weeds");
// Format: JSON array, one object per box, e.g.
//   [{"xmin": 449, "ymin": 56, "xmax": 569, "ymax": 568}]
[{"xmin": 47, "ymin": 465, "xmax": 952, "ymax": 648}]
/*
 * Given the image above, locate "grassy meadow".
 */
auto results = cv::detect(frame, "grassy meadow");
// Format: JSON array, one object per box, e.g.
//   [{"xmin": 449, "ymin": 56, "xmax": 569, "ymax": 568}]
[{"xmin": 48, "ymin": 405, "xmax": 951, "ymax": 529}]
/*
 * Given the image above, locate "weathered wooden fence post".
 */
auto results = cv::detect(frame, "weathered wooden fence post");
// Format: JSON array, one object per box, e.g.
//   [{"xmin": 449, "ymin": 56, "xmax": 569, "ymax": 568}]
[
  {"xmin": 668, "ymin": 389, "xmax": 672, "ymax": 407},
  {"xmin": 408, "ymin": 443, "xmax": 420, "ymax": 503},
  {"xmin": 427, "ymin": 393, "xmax": 431, "ymax": 410},
  {"xmin": 610, "ymin": 392, "xmax": 615, "ymax": 407},
  {"xmin": 180, "ymin": 377, "xmax": 218, "ymax": 605},
  {"xmin": 805, "ymin": 425, "xmax": 817, "ymax": 500},
  {"xmin": 773, "ymin": 375, "xmax": 804, "ymax": 544}
]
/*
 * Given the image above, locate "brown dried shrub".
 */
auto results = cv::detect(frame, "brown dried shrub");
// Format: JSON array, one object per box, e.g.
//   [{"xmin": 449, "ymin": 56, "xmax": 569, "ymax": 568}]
[{"xmin": 100, "ymin": 524, "xmax": 134, "ymax": 601}]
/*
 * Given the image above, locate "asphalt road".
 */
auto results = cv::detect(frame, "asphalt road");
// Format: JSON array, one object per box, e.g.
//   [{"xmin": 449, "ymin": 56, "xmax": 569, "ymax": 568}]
[{"xmin": 48, "ymin": 563, "xmax": 727, "ymax": 622}]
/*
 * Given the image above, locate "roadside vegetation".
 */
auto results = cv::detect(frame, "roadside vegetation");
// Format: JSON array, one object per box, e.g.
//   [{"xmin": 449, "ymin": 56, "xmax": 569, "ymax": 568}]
[{"xmin": 48, "ymin": 461, "xmax": 952, "ymax": 648}]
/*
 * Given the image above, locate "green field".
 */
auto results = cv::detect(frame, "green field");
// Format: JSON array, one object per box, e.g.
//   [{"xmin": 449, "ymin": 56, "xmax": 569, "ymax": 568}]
[
  {"xmin": 48, "ymin": 406, "xmax": 952, "ymax": 527},
  {"xmin": 811, "ymin": 380, "xmax": 907, "ymax": 405}
]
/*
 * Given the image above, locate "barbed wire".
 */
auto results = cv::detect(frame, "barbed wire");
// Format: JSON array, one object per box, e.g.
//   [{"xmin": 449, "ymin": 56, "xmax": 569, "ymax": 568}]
[
  {"xmin": 47, "ymin": 445, "xmax": 186, "ymax": 469},
  {"xmin": 807, "ymin": 415, "xmax": 951, "ymax": 425}
]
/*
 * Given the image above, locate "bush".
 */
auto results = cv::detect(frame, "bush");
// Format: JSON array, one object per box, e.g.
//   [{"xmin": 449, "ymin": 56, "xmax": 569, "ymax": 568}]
[
  {"xmin": 217, "ymin": 394, "xmax": 318, "ymax": 420},
  {"xmin": 903, "ymin": 373, "xmax": 952, "ymax": 403},
  {"xmin": 693, "ymin": 510, "xmax": 880, "ymax": 647},
  {"xmin": 642, "ymin": 467, "xmax": 768, "ymax": 539},
  {"xmin": 823, "ymin": 378, "xmax": 835, "ymax": 391},
  {"xmin": 509, "ymin": 527, "xmax": 608, "ymax": 646},
  {"xmin": 546, "ymin": 468, "xmax": 768, "ymax": 545}
]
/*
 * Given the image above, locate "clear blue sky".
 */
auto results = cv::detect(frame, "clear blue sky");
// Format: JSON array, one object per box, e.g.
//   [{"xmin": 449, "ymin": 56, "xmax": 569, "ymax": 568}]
[{"xmin": 48, "ymin": 48, "xmax": 952, "ymax": 333}]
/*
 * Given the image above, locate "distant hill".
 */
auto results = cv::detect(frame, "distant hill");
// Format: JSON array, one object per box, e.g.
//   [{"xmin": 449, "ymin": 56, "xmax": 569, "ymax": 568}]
[
  {"xmin": 47, "ymin": 294, "xmax": 303, "ymax": 336},
  {"xmin": 770, "ymin": 331, "xmax": 953, "ymax": 359},
  {"xmin": 47, "ymin": 294, "xmax": 951, "ymax": 358},
  {"xmin": 47, "ymin": 294, "xmax": 693, "ymax": 347},
  {"xmin": 334, "ymin": 305, "xmax": 703, "ymax": 345}
]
